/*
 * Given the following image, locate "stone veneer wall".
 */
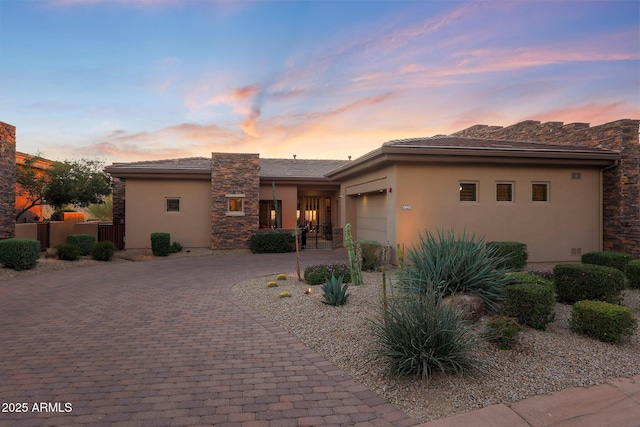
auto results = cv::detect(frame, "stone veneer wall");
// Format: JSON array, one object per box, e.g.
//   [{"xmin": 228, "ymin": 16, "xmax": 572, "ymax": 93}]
[
  {"xmin": 453, "ymin": 119, "xmax": 640, "ymax": 258},
  {"xmin": 0, "ymin": 121, "xmax": 16, "ymax": 239},
  {"xmin": 211, "ymin": 153, "xmax": 260, "ymax": 249},
  {"xmin": 111, "ymin": 178, "xmax": 125, "ymax": 225}
]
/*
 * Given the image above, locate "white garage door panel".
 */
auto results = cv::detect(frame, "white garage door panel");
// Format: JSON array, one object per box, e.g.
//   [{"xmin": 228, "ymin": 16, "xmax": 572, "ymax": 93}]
[{"xmin": 356, "ymin": 194, "xmax": 387, "ymax": 243}]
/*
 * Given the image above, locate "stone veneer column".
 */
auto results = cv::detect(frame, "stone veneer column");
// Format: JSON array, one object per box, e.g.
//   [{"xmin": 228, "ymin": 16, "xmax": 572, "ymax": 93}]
[
  {"xmin": 0, "ymin": 121, "xmax": 16, "ymax": 239},
  {"xmin": 111, "ymin": 178, "xmax": 126, "ymax": 225},
  {"xmin": 453, "ymin": 119, "xmax": 640, "ymax": 258},
  {"xmin": 211, "ymin": 153, "xmax": 260, "ymax": 249}
]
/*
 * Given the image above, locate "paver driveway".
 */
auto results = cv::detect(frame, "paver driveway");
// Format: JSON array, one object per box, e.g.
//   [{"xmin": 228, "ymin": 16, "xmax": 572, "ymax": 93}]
[{"xmin": 0, "ymin": 251, "xmax": 419, "ymax": 427}]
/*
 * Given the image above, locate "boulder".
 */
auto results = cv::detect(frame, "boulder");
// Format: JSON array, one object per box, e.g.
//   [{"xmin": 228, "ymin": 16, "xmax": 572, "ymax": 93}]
[{"xmin": 442, "ymin": 292, "xmax": 485, "ymax": 323}]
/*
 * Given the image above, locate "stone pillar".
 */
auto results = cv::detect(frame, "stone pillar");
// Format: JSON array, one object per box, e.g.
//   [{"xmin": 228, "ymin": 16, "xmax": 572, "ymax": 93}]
[
  {"xmin": 332, "ymin": 227, "xmax": 344, "ymax": 249},
  {"xmin": 211, "ymin": 153, "xmax": 260, "ymax": 250},
  {"xmin": 453, "ymin": 119, "xmax": 640, "ymax": 258},
  {"xmin": 111, "ymin": 177, "xmax": 126, "ymax": 225},
  {"xmin": 0, "ymin": 121, "xmax": 16, "ymax": 239}
]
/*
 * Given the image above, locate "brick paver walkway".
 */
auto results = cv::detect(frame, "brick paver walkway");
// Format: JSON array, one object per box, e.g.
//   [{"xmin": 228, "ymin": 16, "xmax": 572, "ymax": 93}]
[{"xmin": 0, "ymin": 251, "xmax": 419, "ymax": 427}]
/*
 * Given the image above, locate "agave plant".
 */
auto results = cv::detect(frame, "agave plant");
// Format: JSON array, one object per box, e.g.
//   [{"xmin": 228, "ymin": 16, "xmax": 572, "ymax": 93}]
[{"xmin": 321, "ymin": 274, "xmax": 350, "ymax": 306}]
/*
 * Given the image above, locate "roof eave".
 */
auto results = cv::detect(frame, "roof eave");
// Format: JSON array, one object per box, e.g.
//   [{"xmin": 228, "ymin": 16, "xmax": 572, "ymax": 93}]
[
  {"xmin": 326, "ymin": 146, "xmax": 620, "ymax": 180},
  {"xmin": 104, "ymin": 167, "xmax": 210, "ymax": 180}
]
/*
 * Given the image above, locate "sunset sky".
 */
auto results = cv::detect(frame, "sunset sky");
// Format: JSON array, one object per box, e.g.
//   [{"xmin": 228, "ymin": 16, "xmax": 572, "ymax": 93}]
[{"xmin": 1, "ymin": 0, "xmax": 638, "ymax": 164}]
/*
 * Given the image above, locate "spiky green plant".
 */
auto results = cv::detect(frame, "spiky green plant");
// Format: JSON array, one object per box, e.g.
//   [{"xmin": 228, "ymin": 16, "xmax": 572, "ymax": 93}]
[
  {"xmin": 370, "ymin": 286, "xmax": 479, "ymax": 379},
  {"xmin": 399, "ymin": 228, "xmax": 512, "ymax": 312},
  {"xmin": 344, "ymin": 224, "xmax": 363, "ymax": 285},
  {"xmin": 321, "ymin": 274, "xmax": 350, "ymax": 306}
]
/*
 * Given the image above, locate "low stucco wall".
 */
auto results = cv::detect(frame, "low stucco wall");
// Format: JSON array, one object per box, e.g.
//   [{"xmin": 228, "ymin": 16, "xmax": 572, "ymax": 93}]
[{"xmin": 15, "ymin": 223, "xmax": 37, "ymax": 240}]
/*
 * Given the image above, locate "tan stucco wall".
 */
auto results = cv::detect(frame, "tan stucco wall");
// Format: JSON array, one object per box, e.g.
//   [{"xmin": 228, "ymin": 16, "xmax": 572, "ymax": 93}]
[
  {"xmin": 340, "ymin": 164, "xmax": 602, "ymax": 263},
  {"xmin": 259, "ymin": 184, "xmax": 298, "ymax": 228},
  {"xmin": 125, "ymin": 179, "xmax": 211, "ymax": 249},
  {"xmin": 339, "ymin": 165, "xmax": 398, "ymax": 244}
]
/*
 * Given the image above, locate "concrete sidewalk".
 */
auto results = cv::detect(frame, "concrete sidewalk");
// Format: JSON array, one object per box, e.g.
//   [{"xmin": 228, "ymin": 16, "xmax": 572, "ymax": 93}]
[
  {"xmin": 416, "ymin": 374, "xmax": 640, "ymax": 427},
  {"xmin": 1, "ymin": 250, "xmax": 638, "ymax": 426}
]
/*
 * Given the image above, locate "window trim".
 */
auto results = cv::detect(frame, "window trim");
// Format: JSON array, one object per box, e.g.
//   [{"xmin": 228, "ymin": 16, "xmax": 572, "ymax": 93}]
[
  {"xmin": 226, "ymin": 193, "xmax": 246, "ymax": 216},
  {"xmin": 531, "ymin": 182, "xmax": 550, "ymax": 203},
  {"xmin": 496, "ymin": 182, "xmax": 514, "ymax": 203},
  {"xmin": 459, "ymin": 181, "xmax": 478, "ymax": 203},
  {"xmin": 165, "ymin": 197, "xmax": 181, "ymax": 213}
]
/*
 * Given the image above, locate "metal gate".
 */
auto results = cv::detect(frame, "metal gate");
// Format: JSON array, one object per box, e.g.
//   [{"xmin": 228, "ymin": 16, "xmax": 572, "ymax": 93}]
[
  {"xmin": 98, "ymin": 223, "xmax": 125, "ymax": 250},
  {"xmin": 36, "ymin": 222, "xmax": 50, "ymax": 251},
  {"xmin": 300, "ymin": 196, "xmax": 332, "ymax": 249}
]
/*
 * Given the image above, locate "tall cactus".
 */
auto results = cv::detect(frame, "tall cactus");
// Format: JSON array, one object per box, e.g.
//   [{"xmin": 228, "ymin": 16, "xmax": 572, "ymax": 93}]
[{"xmin": 345, "ymin": 223, "xmax": 363, "ymax": 285}]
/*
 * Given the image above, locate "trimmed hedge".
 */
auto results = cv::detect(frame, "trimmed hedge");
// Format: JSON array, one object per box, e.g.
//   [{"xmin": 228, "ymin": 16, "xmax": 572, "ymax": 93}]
[
  {"xmin": 554, "ymin": 264, "xmax": 626, "ymax": 304},
  {"xmin": 304, "ymin": 263, "xmax": 351, "ymax": 285},
  {"xmin": 250, "ymin": 232, "xmax": 295, "ymax": 253},
  {"xmin": 487, "ymin": 241, "xmax": 528, "ymax": 270},
  {"xmin": 66, "ymin": 234, "xmax": 96, "ymax": 256},
  {"xmin": 505, "ymin": 272, "xmax": 553, "ymax": 288},
  {"xmin": 627, "ymin": 260, "xmax": 640, "ymax": 289},
  {"xmin": 581, "ymin": 251, "xmax": 633, "ymax": 272},
  {"xmin": 503, "ymin": 283, "xmax": 556, "ymax": 330},
  {"xmin": 56, "ymin": 243, "xmax": 81, "ymax": 261},
  {"xmin": 92, "ymin": 241, "xmax": 116, "ymax": 261},
  {"xmin": 0, "ymin": 238, "xmax": 40, "ymax": 271},
  {"xmin": 570, "ymin": 300, "xmax": 637, "ymax": 343},
  {"xmin": 356, "ymin": 240, "xmax": 383, "ymax": 271},
  {"xmin": 150, "ymin": 232, "xmax": 171, "ymax": 256}
]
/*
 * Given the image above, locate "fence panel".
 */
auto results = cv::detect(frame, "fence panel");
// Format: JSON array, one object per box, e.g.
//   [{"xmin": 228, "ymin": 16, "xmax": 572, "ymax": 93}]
[
  {"xmin": 37, "ymin": 222, "xmax": 50, "ymax": 251},
  {"xmin": 98, "ymin": 223, "xmax": 125, "ymax": 250}
]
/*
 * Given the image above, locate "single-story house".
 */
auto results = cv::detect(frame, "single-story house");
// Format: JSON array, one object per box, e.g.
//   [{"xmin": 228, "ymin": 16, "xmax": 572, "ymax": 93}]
[{"xmin": 104, "ymin": 119, "xmax": 640, "ymax": 263}]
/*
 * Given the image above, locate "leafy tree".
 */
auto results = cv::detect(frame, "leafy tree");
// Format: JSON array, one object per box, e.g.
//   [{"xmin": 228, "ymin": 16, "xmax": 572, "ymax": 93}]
[
  {"xmin": 15, "ymin": 155, "xmax": 49, "ymax": 221},
  {"xmin": 84, "ymin": 194, "xmax": 113, "ymax": 222},
  {"xmin": 15, "ymin": 157, "xmax": 112, "ymax": 219}
]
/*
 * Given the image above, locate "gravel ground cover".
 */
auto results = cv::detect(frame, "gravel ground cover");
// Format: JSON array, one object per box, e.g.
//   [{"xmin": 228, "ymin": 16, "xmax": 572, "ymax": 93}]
[{"xmin": 231, "ymin": 270, "xmax": 640, "ymax": 423}]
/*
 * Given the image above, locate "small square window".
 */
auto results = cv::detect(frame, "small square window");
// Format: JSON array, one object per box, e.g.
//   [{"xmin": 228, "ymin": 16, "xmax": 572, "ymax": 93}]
[
  {"xmin": 532, "ymin": 183, "xmax": 549, "ymax": 202},
  {"xmin": 225, "ymin": 193, "xmax": 246, "ymax": 216},
  {"xmin": 228, "ymin": 198, "xmax": 243, "ymax": 212},
  {"xmin": 459, "ymin": 182, "xmax": 478, "ymax": 202},
  {"xmin": 496, "ymin": 182, "xmax": 514, "ymax": 202},
  {"xmin": 166, "ymin": 198, "xmax": 180, "ymax": 212}
]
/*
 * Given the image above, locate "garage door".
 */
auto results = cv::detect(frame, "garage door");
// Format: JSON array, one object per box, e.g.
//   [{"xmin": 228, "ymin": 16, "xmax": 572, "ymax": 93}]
[{"xmin": 355, "ymin": 193, "xmax": 387, "ymax": 243}]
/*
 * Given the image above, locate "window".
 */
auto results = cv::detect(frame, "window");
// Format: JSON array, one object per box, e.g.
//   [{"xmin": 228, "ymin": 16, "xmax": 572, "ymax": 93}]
[
  {"xmin": 496, "ymin": 182, "xmax": 514, "ymax": 202},
  {"xmin": 532, "ymin": 183, "xmax": 549, "ymax": 202},
  {"xmin": 166, "ymin": 198, "xmax": 180, "ymax": 212},
  {"xmin": 226, "ymin": 193, "xmax": 245, "ymax": 216},
  {"xmin": 459, "ymin": 182, "xmax": 478, "ymax": 202}
]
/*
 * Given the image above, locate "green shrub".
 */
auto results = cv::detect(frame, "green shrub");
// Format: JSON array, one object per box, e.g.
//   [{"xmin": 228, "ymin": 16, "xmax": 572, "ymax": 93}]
[
  {"xmin": 626, "ymin": 260, "xmax": 640, "ymax": 289},
  {"xmin": 250, "ymin": 232, "xmax": 296, "ymax": 253},
  {"xmin": 399, "ymin": 228, "xmax": 512, "ymax": 312},
  {"xmin": 321, "ymin": 274, "xmax": 350, "ymax": 306},
  {"xmin": 505, "ymin": 272, "xmax": 553, "ymax": 288},
  {"xmin": 92, "ymin": 241, "xmax": 116, "ymax": 261},
  {"xmin": 66, "ymin": 234, "xmax": 96, "ymax": 256},
  {"xmin": 170, "ymin": 241, "xmax": 183, "ymax": 253},
  {"xmin": 150, "ymin": 232, "xmax": 171, "ymax": 256},
  {"xmin": 356, "ymin": 240, "xmax": 383, "ymax": 271},
  {"xmin": 56, "ymin": 243, "xmax": 81, "ymax": 261},
  {"xmin": 503, "ymin": 283, "xmax": 556, "ymax": 330},
  {"xmin": 582, "ymin": 251, "xmax": 633, "ymax": 272},
  {"xmin": 570, "ymin": 300, "xmax": 637, "ymax": 343},
  {"xmin": 370, "ymin": 289, "xmax": 479, "ymax": 379},
  {"xmin": 485, "ymin": 316, "xmax": 523, "ymax": 350},
  {"xmin": 0, "ymin": 238, "xmax": 40, "ymax": 271},
  {"xmin": 304, "ymin": 263, "xmax": 351, "ymax": 285},
  {"xmin": 554, "ymin": 264, "xmax": 626, "ymax": 304},
  {"xmin": 486, "ymin": 241, "xmax": 528, "ymax": 270}
]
